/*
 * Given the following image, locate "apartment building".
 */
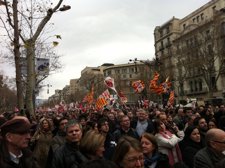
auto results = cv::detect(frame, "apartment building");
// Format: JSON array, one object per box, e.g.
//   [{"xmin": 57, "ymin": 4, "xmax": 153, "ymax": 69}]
[
  {"xmin": 154, "ymin": 0, "xmax": 225, "ymax": 103},
  {"xmin": 103, "ymin": 62, "xmax": 154, "ymax": 103}
]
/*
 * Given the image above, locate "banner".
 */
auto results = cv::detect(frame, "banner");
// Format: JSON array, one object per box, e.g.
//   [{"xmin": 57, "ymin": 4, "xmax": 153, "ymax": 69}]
[
  {"xmin": 95, "ymin": 96, "xmax": 108, "ymax": 110},
  {"xmin": 36, "ymin": 58, "xmax": 50, "ymax": 76},
  {"xmin": 104, "ymin": 76, "xmax": 117, "ymax": 93},
  {"xmin": 132, "ymin": 80, "xmax": 145, "ymax": 93}
]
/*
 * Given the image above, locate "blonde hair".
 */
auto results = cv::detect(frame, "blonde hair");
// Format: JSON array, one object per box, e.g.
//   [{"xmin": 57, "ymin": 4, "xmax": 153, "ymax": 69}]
[{"xmin": 80, "ymin": 130, "xmax": 105, "ymax": 156}]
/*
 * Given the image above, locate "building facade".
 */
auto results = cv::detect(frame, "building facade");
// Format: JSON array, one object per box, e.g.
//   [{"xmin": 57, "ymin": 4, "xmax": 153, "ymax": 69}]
[{"xmin": 154, "ymin": 0, "xmax": 225, "ymax": 104}]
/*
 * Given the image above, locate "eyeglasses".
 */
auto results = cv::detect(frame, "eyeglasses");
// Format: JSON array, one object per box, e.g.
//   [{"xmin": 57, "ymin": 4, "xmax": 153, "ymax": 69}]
[
  {"xmin": 213, "ymin": 140, "xmax": 225, "ymax": 144},
  {"xmin": 124, "ymin": 154, "xmax": 144, "ymax": 163}
]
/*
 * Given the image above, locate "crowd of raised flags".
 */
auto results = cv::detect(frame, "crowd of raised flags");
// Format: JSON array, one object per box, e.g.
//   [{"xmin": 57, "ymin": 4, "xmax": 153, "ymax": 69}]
[{"xmin": 36, "ymin": 72, "xmax": 175, "ymax": 113}]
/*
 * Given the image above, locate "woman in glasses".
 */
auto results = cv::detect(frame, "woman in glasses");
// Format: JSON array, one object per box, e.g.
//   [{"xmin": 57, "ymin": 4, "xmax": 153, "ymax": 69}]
[{"xmin": 113, "ymin": 136, "xmax": 144, "ymax": 168}]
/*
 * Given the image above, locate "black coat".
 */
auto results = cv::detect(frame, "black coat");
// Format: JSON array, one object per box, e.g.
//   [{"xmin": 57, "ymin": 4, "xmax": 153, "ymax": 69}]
[
  {"xmin": 179, "ymin": 139, "xmax": 204, "ymax": 168},
  {"xmin": 144, "ymin": 152, "xmax": 170, "ymax": 168},
  {"xmin": 51, "ymin": 142, "xmax": 88, "ymax": 168},
  {"xmin": 113, "ymin": 128, "xmax": 139, "ymax": 143},
  {"xmin": 0, "ymin": 141, "xmax": 40, "ymax": 168}
]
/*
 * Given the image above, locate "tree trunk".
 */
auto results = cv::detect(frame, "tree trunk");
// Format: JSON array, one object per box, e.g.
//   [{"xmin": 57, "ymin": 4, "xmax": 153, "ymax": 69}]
[
  {"xmin": 13, "ymin": 0, "xmax": 24, "ymax": 111},
  {"xmin": 25, "ymin": 39, "xmax": 36, "ymax": 118}
]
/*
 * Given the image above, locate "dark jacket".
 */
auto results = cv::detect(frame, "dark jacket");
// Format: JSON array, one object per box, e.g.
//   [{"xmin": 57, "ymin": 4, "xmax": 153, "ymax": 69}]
[
  {"xmin": 51, "ymin": 141, "xmax": 88, "ymax": 168},
  {"xmin": 0, "ymin": 141, "xmax": 40, "ymax": 168},
  {"xmin": 103, "ymin": 133, "xmax": 116, "ymax": 160},
  {"xmin": 194, "ymin": 147, "xmax": 225, "ymax": 168},
  {"xmin": 144, "ymin": 152, "xmax": 170, "ymax": 168},
  {"xmin": 113, "ymin": 128, "xmax": 139, "ymax": 143}
]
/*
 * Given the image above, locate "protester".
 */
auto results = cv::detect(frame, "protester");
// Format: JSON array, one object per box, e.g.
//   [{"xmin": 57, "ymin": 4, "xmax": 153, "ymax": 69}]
[
  {"xmin": 113, "ymin": 115, "xmax": 139, "ymax": 142},
  {"xmin": 97, "ymin": 117, "xmax": 116, "ymax": 159},
  {"xmin": 194, "ymin": 128, "xmax": 225, "ymax": 168},
  {"xmin": 131, "ymin": 108, "xmax": 155, "ymax": 137},
  {"xmin": 45, "ymin": 117, "xmax": 69, "ymax": 168},
  {"xmin": 0, "ymin": 117, "xmax": 39, "ymax": 168},
  {"xmin": 31, "ymin": 118, "xmax": 53, "ymax": 168},
  {"xmin": 113, "ymin": 136, "xmax": 144, "ymax": 168},
  {"xmin": 140, "ymin": 133, "xmax": 170, "ymax": 168},
  {"xmin": 193, "ymin": 117, "xmax": 208, "ymax": 145},
  {"xmin": 179, "ymin": 126, "xmax": 204, "ymax": 168},
  {"xmin": 154, "ymin": 119, "xmax": 183, "ymax": 166},
  {"xmin": 80, "ymin": 130, "xmax": 105, "ymax": 160},
  {"xmin": 51, "ymin": 119, "xmax": 87, "ymax": 168},
  {"xmin": 51, "ymin": 117, "xmax": 68, "ymax": 152},
  {"xmin": 208, "ymin": 118, "xmax": 217, "ymax": 129}
]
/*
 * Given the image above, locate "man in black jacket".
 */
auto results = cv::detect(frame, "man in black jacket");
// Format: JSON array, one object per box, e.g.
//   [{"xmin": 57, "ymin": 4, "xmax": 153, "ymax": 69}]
[
  {"xmin": 131, "ymin": 108, "xmax": 155, "ymax": 137},
  {"xmin": 194, "ymin": 128, "xmax": 225, "ymax": 168},
  {"xmin": 51, "ymin": 119, "xmax": 87, "ymax": 168},
  {"xmin": 0, "ymin": 116, "xmax": 39, "ymax": 168}
]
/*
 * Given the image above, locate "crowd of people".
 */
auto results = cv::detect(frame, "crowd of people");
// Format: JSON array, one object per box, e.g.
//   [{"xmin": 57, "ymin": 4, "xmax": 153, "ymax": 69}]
[{"xmin": 0, "ymin": 103, "xmax": 225, "ymax": 168}]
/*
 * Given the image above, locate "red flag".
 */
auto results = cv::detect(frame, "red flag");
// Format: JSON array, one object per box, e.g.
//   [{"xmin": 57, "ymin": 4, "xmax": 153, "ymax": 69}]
[
  {"xmin": 167, "ymin": 91, "xmax": 175, "ymax": 106},
  {"xmin": 104, "ymin": 76, "xmax": 117, "ymax": 93},
  {"xmin": 95, "ymin": 96, "xmax": 107, "ymax": 110},
  {"xmin": 101, "ymin": 89, "xmax": 111, "ymax": 100},
  {"xmin": 132, "ymin": 80, "xmax": 145, "ymax": 93},
  {"xmin": 83, "ymin": 84, "xmax": 94, "ymax": 104}
]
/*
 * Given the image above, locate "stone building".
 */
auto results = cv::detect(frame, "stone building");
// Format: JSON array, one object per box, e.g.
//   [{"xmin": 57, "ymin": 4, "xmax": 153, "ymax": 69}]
[{"xmin": 154, "ymin": 0, "xmax": 225, "ymax": 104}]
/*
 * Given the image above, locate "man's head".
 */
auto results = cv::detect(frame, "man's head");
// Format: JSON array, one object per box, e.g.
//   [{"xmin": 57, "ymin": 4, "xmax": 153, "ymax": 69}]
[
  {"xmin": 58, "ymin": 118, "xmax": 68, "ymax": 132},
  {"xmin": 65, "ymin": 119, "xmax": 82, "ymax": 143},
  {"xmin": 177, "ymin": 108, "xmax": 184, "ymax": 117},
  {"xmin": 120, "ymin": 115, "xmax": 130, "ymax": 130},
  {"xmin": 136, "ymin": 109, "xmax": 148, "ymax": 122},
  {"xmin": 0, "ymin": 117, "xmax": 31, "ymax": 149},
  {"xmin": 194, "ymin": 117, "xmax": 208, "ymax": 132},
  {"xmin": 206, "ymin": 128, "xmax": 225, "ymax": 155},
  {"xmin": 98, "ymin": 117, "xmax": 109, "ymax": 134}
]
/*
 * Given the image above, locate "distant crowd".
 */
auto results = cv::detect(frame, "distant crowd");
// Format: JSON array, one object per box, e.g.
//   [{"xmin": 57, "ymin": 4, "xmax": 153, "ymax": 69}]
[{"xmin": 0, "ymin": 103, "xmax": 225, "ymax": 168}]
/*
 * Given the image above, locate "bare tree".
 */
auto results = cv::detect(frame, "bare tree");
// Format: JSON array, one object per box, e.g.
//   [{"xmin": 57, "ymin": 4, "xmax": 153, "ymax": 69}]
[
  {"xmin": 0, "ymin": 0, "xmax": 70, "ymax": 117},
  {"xmin": 174, "ymin": 10, "xmax": 225, "ymax": 98}
]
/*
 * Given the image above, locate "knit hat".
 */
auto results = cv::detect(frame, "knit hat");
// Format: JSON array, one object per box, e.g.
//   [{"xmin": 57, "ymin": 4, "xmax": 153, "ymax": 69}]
[{"xmin": 0, "ymin": 117, "xmax": 31, "ymax": 136}]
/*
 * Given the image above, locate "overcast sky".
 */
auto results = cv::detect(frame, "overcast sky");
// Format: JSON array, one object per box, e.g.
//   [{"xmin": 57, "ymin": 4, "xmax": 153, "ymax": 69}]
[{"xmin": 1, "ymin": 0, "xmax": 210, "ymax": 99}]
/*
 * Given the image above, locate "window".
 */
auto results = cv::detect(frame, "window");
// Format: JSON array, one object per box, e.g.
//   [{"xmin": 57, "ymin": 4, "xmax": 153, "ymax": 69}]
[
  {"xmin": 166, "ymin": 27, "xmax": 170, "ymax": 34},
  {"xmin": 221, "ymin": 22, "xmax": 225, "ymax": 35},
  {"xmin": 183, "ymin": 24, "xmax": 186, "ymax": 29},
  {"xmin": 197, "ymin": 16, "xmax": 199, "ymax": 22},
  {"xmin": 190, "ymin": 81, "xmax": 193, "ymax": 92},
  {"xmin": 201, "ymin": 13, "xmax": 204, "ymax": 20},
  {"xmin": 115, "ymin": 69, "xmax": 120, "ymax": 74},
  {"xmin": 161, "ymin": 41, "xmax": 164, "ymax": 49},
  {"xmin": 193, "ymin": 18, "xmax": 196, "ymax": 23},
  {"xmin": 130, "ymin": 68, "xmax": 135, "ymax": 73},
  {"xmin": 122, "ymin": 69, "xmax": 127, "ymax": 74},
  {"xmin": 107, "ymin": 70, "xmax": 111, "ymax": 76},
  {"xmin": 160, "ymin": 31, "xmax": 163, "ymax": 37},
  {"xmin": 206, "ymin": 30, "xmax": 211, "ymax": 40},
  {"xmin": 194, "ymin": 80, "xmax": 198, "ymax": 91},
  {"xmin": 129, "ymin": 74, "xmax": 132, "ymax": 78},
  {"xmin": 199, "ymin": 79, "xmax": 202, "ymax": 91}
]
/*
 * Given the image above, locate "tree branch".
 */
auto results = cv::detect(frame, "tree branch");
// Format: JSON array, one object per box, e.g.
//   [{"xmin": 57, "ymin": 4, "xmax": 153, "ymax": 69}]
[{"xmin": 32, "ymin": 0, "xmax": 63, "ymax": 41}]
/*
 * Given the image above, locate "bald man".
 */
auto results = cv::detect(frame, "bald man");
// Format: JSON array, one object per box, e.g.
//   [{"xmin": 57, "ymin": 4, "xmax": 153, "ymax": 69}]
[{"xmin": 194, "ymin": 128, "xmax": 225, "ymax": 168}]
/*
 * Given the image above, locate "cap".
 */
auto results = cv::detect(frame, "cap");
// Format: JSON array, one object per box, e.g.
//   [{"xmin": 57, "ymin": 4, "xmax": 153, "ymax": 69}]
[{"xmin": 0, "ymin": 118, "xmax": 31, "ymax": 136}]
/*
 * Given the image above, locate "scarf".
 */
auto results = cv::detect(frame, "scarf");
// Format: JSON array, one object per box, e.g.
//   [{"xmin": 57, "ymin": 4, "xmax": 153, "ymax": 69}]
[
  {"xmin": 144, "ymin": 152, "xmax": 160, "ymax": 167},
  {"xmin": 160, "ymin": 130, "xmax": 182, "ymax": 166}
]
